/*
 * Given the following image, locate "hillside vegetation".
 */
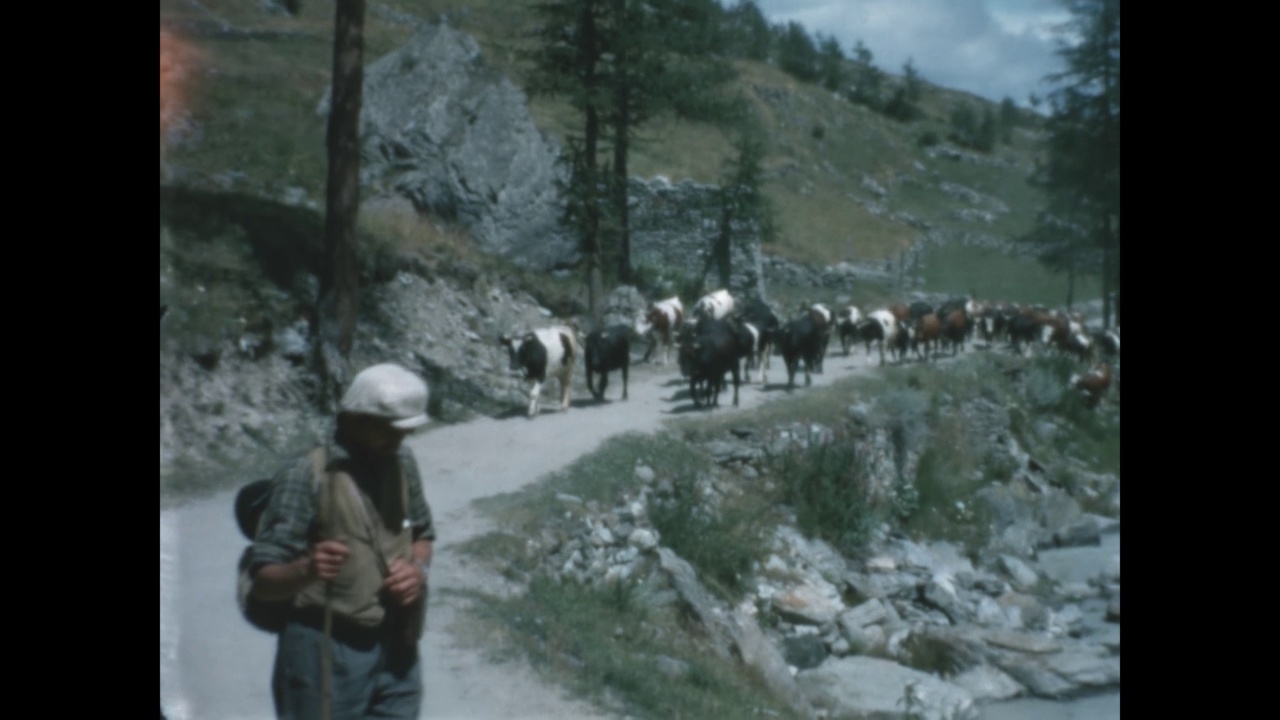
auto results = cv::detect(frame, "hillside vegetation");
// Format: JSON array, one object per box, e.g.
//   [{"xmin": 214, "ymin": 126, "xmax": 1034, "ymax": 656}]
[{"xmin": 160, "ymin": 0, "xmax": 1094, "ymax": 306}]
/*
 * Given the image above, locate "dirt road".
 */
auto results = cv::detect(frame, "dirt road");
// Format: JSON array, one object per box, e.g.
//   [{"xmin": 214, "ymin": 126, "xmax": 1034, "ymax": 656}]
[{"xmin": 159, "ymin": 345, "xmax": 914, "ymax": 719}]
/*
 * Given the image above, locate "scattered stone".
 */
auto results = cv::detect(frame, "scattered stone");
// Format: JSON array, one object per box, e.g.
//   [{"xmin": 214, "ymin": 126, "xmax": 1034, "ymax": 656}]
[
  {"xmin": 1106, "ymin": 595, "xmax": 1120, "ymax": 623},
  {"xmin": 797, "ymin": 656, "xmax": 978, "ymax": 720},
  {"xmin": 983, "ymin": 630, "xmax": 1061, "ymax": 654},
  {"xmin": 867, "ymin": 556, "xmax": 897, "ymax": 573},
  {"xmin": 627, "ymin": 528, "xmax": 658, "ymax": 551},
  {"xmin": 782, "ymin": 634, "xmax": 828, "ymax": 670},
  {"xmin": 952, "ymin": 664, "xmax": 1025, "ymax": 702},
  {"xmin": 999, "ymin": 555, "xmax": 1040, "ymax": 591},
  {"xmin": 772, "ymin": 581, "xmax": 845, "ymax": 626},
  {"xmin": 655, "ymin": 654, "xmax": 691, "ymax": 680},
  {"xmin": 839, "ymin": 599, "xmax": 888, "ymax": 630}
]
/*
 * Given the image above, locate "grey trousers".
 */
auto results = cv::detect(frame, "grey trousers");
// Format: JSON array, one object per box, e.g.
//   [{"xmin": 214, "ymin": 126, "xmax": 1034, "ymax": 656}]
[{"xmin": 272, "ymin": 619, "xmax": 422, "ymax": 720}]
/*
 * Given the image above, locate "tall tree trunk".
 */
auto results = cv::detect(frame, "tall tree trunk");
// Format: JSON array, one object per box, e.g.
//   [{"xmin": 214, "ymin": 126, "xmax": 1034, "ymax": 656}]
[
  {"xmin": 314, "ymin": 0, "xmax": 366, "ymax": 409},
  {"xmin": 1065, "ymin": 260, "xmax": 1075, "ymax": 311},
  {"xmin": 612, "ymin": 47, "xmax": 631, "ymax": 285},
  {"xmin": 581, "ymin": 2, "xmax": 604, "ymax": 328},
  {"xmin": 1100, "ymin": 0, "xmax": 1117, "ymax": 330},
  {"xmin": 1101, "ymin": 216, "xmax": 1112, "ymax": 330},
  {"xmin": 585, "ymin": 106, "xmax": 605, "ymax": 328}
]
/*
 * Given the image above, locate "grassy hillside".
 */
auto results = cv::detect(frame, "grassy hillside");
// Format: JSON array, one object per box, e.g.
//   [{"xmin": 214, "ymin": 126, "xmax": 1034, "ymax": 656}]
[{"xmin": 160, "ymin": 0, "xmax": 1093, "ymax": 307}]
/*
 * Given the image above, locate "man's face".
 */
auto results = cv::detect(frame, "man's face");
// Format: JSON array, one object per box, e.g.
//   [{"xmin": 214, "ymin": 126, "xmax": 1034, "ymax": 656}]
[{"xmin": 343, "ymin": 414, "xmax": 411, "ymax": 456}]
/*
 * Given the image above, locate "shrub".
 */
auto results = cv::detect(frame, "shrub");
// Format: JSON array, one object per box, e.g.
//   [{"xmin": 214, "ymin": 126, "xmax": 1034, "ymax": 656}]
[
  {"xmin": 1023, "ymin": 362, "xmax": 1067, "ymax": 410},
  {"xmin": 902, "ymin": 409, "xmax": 993, "ymax": 551},
  {"xmin": 649, "ymin": 471, "xmax": 772, "ymax": 598},
  {"xmin": 768, "ymin": 426, "xmax": 876, "ymax": 555}
]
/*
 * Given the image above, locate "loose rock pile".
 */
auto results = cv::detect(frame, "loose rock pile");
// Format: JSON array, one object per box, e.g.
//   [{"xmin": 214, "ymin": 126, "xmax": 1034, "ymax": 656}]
[{"xmin": 510, "ymin": 396, "xmax": 1119, "ymax": 719}]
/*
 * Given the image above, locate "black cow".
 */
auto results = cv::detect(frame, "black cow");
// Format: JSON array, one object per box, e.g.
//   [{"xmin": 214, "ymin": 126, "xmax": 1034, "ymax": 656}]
[
  {"xmin": 908, "ymin": 301, "xmax": 934, "ymax": 324},
  {"xmin": 1007, "ymin": 314, "xmax": 1040, "ymax": 356},
  {"xmin": 680, "ymin": 318, "xmax": 743, "ymax": 408},
  {"xmin": 777, "ymin": 314, "xmax": 825, "ymax": 389},
  {"xmin": 584, "ymin": 324, "xmax": 630, "ymax": 401}
]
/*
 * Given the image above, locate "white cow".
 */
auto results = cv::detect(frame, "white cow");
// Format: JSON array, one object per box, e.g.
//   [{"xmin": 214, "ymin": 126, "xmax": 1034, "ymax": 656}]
[{"xmin": 693, "ymin": 289, "xmax": 735, "ymax": 321}]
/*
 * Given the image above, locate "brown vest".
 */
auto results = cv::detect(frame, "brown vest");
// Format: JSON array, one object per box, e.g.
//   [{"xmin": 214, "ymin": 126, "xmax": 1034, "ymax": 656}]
[{"xmin": 293, "ymin": 446, "xmax": 414, "ymax": 629}]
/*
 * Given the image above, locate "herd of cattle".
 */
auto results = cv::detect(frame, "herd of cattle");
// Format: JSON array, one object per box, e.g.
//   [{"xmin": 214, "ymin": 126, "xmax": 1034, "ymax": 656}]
[{"xmin": 499, "ymin": 289, "xmax": 1120, "ymax": 418}]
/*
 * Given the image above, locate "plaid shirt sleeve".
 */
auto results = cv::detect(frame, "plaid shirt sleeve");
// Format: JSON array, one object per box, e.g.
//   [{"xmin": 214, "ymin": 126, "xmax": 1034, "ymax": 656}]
[
  {"xmin": 247, "ymin": 452, "xmax": 317, "ymax": 575},
  {"xmin": 401, "ymin": 448, "xmax": 435, "ymax": 543}
]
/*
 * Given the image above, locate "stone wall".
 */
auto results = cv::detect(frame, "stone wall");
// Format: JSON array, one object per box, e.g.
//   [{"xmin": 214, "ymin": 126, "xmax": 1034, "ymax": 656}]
[{"xmin": 628, "ymin": 176, "xmax": 766, "ymax": 302}]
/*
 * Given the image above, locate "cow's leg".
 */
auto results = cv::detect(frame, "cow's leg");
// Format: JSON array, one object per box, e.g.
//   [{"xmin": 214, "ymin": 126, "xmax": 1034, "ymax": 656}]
[
  {"xmin": 586, "ymin": 368, "xmax": 598, "ymax": 400},
  {"xmin": 560, "ymin": 373, "xmax": 572, "ymax": 412},
  {"xmin": 621, "ymin": 362, "xmax": 629, "ymax": 400},
  {"xmin": 598, "ymin": 371, "xmax": 609, "ymax": 400},
  {"xmin": 528, "ymin": 380, "xmax": 542, "ymax": 418},
  {"xmin": 732, "ymin": 363, "xmax": 740, "ymax": 407}
]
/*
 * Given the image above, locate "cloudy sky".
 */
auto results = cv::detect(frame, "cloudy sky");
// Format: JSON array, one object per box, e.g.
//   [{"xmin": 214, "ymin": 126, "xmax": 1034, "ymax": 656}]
[{"xmin": 743, "ymin": 0, "xmax": 1074, "ymax": 108}]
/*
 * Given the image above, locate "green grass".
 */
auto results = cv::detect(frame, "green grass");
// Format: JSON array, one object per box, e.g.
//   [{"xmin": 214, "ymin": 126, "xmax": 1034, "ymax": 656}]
[
  {"xmin": 1008, "ymin": 355, "xmax": 1121, "ymax": 480},
  {"xmin": 162, "ymin": 0, "xmax": 1051, "ymax": 279},
  {"xmin": 918, "ymin": 242, "xmax": 1104, "ymax": 307},
  {"xmin": 648, "ymin": 468, "xmax": 777, "ymax": 599},
  {"xmin": 473, "ymin": 432, "xmax": 714, "ymax": 528},
  {"xmin": 463, "ymin": 577, "xmax": 805, "ymax": 719}
]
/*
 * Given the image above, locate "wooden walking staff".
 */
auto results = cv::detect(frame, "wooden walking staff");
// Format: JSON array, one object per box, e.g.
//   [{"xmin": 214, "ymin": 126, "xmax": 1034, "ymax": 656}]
[{"xmin": 315, "ymin": 448, "xmax": 339, "ymax": 720}]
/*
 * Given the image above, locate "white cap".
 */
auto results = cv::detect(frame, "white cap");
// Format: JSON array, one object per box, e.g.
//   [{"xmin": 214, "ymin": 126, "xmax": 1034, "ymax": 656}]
[{"xmin": 339, "ymin": 363, "xmax": 430, "ymax": 429}]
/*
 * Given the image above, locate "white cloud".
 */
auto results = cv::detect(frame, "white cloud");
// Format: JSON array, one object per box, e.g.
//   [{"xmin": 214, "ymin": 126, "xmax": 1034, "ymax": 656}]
[{"xmin": 746, "ymin": 0, "xmax": 1069, "ymax": 106}]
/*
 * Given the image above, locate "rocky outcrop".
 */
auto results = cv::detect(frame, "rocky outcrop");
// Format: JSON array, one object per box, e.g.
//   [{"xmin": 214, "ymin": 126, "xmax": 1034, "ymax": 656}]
[
  {"xmin": 513, "ymin": 394, "xmax": 1120, "ymax": 717},
  {"xmin": 340, "ymin": 20, "xmax": 575, "ymax": 271}
]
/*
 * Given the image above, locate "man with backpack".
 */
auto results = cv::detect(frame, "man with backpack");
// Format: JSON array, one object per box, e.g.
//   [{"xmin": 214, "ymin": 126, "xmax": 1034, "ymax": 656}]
[{"xmin": 243, "ymin": 363, "xmax": 435, "ymax": 720}]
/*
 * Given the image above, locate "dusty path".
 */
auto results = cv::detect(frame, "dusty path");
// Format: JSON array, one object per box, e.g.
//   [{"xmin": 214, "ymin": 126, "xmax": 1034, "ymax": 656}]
[{"xmin": 159, "ymin": 343, "xmax": 959, "ymax": 720}]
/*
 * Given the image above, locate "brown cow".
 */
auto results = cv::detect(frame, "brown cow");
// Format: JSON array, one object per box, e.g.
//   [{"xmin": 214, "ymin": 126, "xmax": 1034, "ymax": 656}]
[
  {"xmin": 913, "ymin": 313, "xmax": 941, "ymax": 362},
  {"xmin": 942, "ymin": 309, "xmax": 968, "ymax": 356},
  {"xmin": 1070, "ymin": 362, "xmax": 1113, "ymax": 407}
]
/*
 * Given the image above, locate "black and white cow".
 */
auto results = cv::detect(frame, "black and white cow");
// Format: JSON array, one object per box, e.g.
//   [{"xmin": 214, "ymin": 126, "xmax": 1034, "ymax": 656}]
[
  {"xmin": 1091, "ymin": 328, "xmax": 1120, "ymax": 361},
  {"xmin": 500, "ymin": 326, "xmax": 581, "ymax": 418},
  {"xmin": 584, "ymin": 324, "xmax": 630, "ymax": 402},
  {"xmin": 850, "ymin": 309, "xmax": 896, "ymax": 366},
  {"xmin": 807, "ymin": 303, "xmax": 834, "ymax": 373},
  {"xmin": 836, "ymin": 305, "xmax": 863, "ymax": 357},
  {"xmin": 737, "ymin": 298, "xmax": 781, "ymax": 384},
  {"xmin": 635, "ymin": 296, "xmax": 683, "ymax": 366}
]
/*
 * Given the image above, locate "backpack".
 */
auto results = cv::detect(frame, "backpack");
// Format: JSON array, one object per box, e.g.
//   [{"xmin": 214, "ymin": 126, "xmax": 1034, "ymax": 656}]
[{"xmin": 235, "ymin": 447, "xmax": 329, "ymax": 633}]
